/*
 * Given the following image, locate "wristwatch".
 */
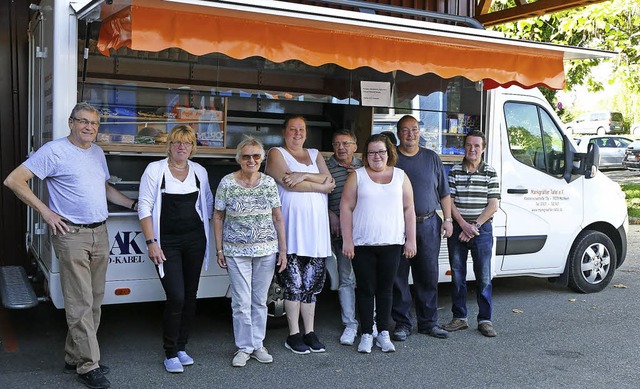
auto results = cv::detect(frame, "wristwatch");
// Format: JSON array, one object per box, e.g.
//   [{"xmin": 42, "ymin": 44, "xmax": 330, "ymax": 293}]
[
  {"xmin": 444, "ymin": 217, "xmax": 453, "ymax": 222},
  {"xmin": 475, "ymin": 222, "xmax": 482, "ymax": 230}
]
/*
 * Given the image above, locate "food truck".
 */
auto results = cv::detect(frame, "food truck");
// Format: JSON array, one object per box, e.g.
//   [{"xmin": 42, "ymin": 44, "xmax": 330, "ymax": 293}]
[{"xmin": 0, "ymin": 0, "xmax": 627, "ymax": 310}]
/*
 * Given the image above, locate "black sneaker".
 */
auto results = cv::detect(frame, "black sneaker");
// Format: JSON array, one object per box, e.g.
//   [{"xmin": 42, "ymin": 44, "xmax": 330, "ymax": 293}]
[
  {"xmin": 392, "ymin": 326, "xmax": 411, "ymax": 341},
  {"xmin": 64, "ymin": 363, "xmax": 110, "ymax": 375},
  {"xmin": 285, "ymin": 333, "xmax": 310, "ymax": 354},
  {"xmin": 77, "ymin": 368, "xmax": 111, "ymax": 389},
  {"xmin": 303, "ymin": 331, "xmax": 326, "ymax": 353},
  {"xmin": 418, "ymin": 326, "xmax": 450, "ymax": 339}
]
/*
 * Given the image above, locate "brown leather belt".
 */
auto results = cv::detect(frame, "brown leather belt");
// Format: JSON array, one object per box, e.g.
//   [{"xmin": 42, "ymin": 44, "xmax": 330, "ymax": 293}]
[
  {"xmin": 416, "ymin": 211, "xmax": 436, "ymax": 223},
  {"xmin": 66, "ymin": 220, "xmax": 106, "ymax": 229}
]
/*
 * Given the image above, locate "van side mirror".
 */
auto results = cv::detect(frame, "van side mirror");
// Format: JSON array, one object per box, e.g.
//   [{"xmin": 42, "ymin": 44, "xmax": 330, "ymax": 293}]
[{"xmin": 571, "ymin": 140, "xmax": 599, "ymax": 179}]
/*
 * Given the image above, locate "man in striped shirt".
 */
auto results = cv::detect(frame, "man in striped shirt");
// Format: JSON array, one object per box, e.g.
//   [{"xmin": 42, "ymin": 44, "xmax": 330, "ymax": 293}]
[
  {"xmin": 444, "ymin": 130, "xmax": 500, "ymax": 337},
  {"xmin": 326, "ymin": 129, "xmax": 363, "ymax": 346}
]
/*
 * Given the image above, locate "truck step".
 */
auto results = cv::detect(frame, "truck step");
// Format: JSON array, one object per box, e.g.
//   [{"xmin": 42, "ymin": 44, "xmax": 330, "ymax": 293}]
[{"xmin": 0, "ymin": 266, "xmax": 39, "ymax": 309}]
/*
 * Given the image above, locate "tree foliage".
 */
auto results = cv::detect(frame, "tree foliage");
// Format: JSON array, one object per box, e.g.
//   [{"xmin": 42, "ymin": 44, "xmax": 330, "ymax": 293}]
[
  {"xmin": 490, "ymin": 0, "xmax": 640, "ymax": 124},
  {"xmin": 490, "ymin": 0, "xmax": 640, "ymax": 92}
]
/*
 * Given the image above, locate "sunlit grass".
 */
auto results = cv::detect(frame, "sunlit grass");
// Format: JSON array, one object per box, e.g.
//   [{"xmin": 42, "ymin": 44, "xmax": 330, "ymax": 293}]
[{"xmin": 621, "ymin": 183, "xmax": 640, "ymax": 219}]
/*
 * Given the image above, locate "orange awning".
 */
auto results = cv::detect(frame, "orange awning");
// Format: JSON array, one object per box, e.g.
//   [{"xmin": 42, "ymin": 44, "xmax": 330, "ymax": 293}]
[{"xmin": 94, "ymin": 0, "xmax": 611, "ymax": 90}]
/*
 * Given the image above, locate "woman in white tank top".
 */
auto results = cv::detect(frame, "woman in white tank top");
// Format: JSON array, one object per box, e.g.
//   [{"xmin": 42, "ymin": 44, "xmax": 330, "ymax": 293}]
[
  {"xmin": 264, "ymin": 116, "xmax": 336, "ymax": 354},
  {"xmin": 340, "ymin": 134, "xmax": 416, "ymax": 354}
]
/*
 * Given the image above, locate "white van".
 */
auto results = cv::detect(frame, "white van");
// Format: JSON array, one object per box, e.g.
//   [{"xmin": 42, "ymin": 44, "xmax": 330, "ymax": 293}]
[
  {"xmin": 478, "ymin": 87, "xmax": 627, "ymax": 293},
  {"xmin": 0, "ymin": 0, "xmax": 626, "ymax": 311}
]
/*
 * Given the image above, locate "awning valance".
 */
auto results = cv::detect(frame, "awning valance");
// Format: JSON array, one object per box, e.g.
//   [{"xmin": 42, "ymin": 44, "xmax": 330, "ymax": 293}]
[{"xmin": 94, "ymin": 0, "xmax": 613, "ymax": 90}]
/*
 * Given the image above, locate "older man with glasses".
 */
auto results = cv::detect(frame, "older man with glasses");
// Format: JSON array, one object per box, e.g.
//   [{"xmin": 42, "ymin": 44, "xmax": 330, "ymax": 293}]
[
  {"xmin": 4, "ymin": 102, "xmax": 136, "ymax": 389},
  {"xmin": 391, "ymin": 115, "xmax": 453, "ymax": 342},
  {"xmin": 325, "ymin": 129, "xmax": 363, "ymax": 346}
]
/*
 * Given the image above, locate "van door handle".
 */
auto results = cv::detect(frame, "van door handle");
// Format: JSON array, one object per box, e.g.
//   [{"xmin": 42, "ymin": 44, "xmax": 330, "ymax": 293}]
[{"xmin": 507, "ymin": 188, "xmax": 529, "ymax": 194}]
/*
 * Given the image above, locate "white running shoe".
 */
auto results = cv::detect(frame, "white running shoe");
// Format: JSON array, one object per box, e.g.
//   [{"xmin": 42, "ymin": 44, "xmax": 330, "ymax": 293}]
[
  {"xmin": 251, "ymin": 347, "xmax": 273, "ymax": 364},
  {"xmin": 340, "ymin": 327, "xmax": 357, "ymax": 346},
  {"xmin": 232, "ymin": 351, "xmax": 250, "ymax": 367},
  {"xmin": 375, "ymin": 330, "xmax": 396, "ymax": 353},
  {"xmin": 357, "ymin": 333, "xmax": 373, "ymax": 354}
]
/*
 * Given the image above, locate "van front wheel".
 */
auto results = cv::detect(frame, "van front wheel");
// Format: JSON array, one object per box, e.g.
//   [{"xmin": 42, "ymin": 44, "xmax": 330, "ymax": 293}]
[{"xmin": 568, "ymin": 231, "xmax": 616, "ymax": 293}]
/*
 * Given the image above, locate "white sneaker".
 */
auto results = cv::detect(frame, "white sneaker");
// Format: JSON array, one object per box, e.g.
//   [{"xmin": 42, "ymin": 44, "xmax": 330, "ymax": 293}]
[
  {"xmin": 372, "ymin": 323, "xmax": 379, "ymax": 338},
  {"xmin": 164, "ymin": 357, "xmax": 184, "ymax": 373},
  {"xmin": 375, "ymin": 330, "xmax": 396, "ymax": 353},
  {"xmin": 340, "ymin": 327, "xmax": 357, "ymax": 346},
  {"xmin": 250, "ymin": 347, "xmax": 273, "ymax": 364},
  {"xmin": 357, "ymin": 333, "xmax": 373, "ymax": 354},
  {"xmin": 177, "ymin": 351, "xmax": 194, "ymax": 366},
  {"xmin": 232, "ymin": 351, "xmax": 250, "ymax": 367}
]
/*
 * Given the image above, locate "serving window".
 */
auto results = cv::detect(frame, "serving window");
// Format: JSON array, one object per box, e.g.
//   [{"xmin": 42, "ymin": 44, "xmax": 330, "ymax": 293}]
[{"xmin": 81, "ymin": 23, "xmax": 484, "ymax": 159}]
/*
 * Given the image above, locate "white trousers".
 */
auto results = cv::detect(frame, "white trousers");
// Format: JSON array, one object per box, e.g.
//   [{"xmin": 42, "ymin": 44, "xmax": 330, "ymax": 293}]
[{"xmin": 226, "ymin": 253, "xmax": 276, "ymax": 353}]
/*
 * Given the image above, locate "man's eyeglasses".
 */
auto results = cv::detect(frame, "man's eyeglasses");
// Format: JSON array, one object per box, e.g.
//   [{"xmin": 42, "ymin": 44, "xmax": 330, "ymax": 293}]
[
  {"xmin": 71, "ymin": 117, "xmax": 100, "ymax": 127},
  {"xmin": 171, "ymin": 141, "xmax": 193, "ymax": 148},
  {"xmin": 367, "ymin": 150, "xmax": 387, "ymax": 157},
  {"xmin": 332, "ymin": 141, "xmax": 355, "ymax": 148},
  {"xmin": 241, "ymin": 154, "xmax": 262, "ymax": 161},
  {"xmin": 398, "ymin": 127, "xmax": 420, "ymax": 134}
]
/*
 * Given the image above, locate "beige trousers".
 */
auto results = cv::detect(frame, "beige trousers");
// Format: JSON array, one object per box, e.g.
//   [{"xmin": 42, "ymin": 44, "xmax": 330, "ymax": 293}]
[{"xmin": 52, "ymin": 223, "xmax": 109, "ymax": 374}]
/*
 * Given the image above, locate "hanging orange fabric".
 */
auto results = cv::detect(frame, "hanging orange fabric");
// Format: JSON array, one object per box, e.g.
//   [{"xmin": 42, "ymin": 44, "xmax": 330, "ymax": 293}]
[{"xmin": 97, "ymin": 2, "xmax": 566, "ymax": 90}]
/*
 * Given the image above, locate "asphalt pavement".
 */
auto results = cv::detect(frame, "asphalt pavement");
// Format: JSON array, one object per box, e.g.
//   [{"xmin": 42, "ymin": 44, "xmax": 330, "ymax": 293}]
[{"xmin": 1, "ymin": 170, "xmax": 639, "ymax": 388}]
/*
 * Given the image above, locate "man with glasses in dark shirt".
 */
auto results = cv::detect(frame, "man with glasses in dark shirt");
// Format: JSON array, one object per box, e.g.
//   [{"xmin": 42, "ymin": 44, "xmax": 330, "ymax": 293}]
[
  {"xmin": 391, "ymin": 115, "xmax": 453, "ymax": 341},
  {"xmin": 4, "ymin": 102, "xmax": 136, "ymax": 389}
]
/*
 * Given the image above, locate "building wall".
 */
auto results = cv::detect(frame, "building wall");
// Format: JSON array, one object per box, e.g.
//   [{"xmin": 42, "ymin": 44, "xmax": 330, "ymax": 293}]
[{"xmin": 0, "ymin": 1, "xmax": 30, "ymax": 267}]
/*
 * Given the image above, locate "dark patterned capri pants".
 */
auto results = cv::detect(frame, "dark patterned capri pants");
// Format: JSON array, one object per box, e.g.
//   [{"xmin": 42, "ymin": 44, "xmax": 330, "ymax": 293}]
[{"xmin": 277, "ymin": 254, "xmax": 326, "ymax": 303}]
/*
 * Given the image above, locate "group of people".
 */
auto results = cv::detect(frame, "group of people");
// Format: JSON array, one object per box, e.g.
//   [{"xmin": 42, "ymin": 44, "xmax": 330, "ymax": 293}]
[
  {"xmin": 329, "ymin": 115, "xmax": 500, "ymax": 355},
  {"xmin": 3, "ymin": 103, "xmax": 499, "ymax": 389}
]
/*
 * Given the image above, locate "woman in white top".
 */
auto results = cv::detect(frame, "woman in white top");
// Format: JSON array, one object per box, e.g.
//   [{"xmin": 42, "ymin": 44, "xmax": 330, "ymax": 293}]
[
  {"xmin": 340, "ymin": 133, "xmax": 416, "ymax": 354},
  {"xmin": 138, "ymin": 125, "xmax": 214, "ymax": 373},
  {"xmin": 265, "ymin": 115, "xmax": 335, "ymax": 354}
]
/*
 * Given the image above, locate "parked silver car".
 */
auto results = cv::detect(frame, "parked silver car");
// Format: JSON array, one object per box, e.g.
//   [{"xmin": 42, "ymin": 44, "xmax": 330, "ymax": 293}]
[
  {"xmin": 566, "ymin": 110, "xmax": 625, "ymax": 135},
  {"xmin": 575, "ymin": 135, "xmax": 633, "ymax": 169}
]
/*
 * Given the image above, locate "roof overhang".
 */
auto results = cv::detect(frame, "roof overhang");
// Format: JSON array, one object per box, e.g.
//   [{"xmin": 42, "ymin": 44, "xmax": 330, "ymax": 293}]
[{"xmin": 88, "ymin": 0, "xmax": 616, "ymax": 90}]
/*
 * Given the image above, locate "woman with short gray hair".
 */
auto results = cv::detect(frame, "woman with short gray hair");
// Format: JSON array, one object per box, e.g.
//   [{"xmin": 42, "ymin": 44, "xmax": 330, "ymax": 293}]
[{"xmin": 213, "ymin": 136, "xmax": 287, "ymax": 367}]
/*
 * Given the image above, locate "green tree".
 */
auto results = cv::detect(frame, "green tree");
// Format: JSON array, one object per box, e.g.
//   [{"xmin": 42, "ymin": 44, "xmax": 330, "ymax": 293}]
[{"xmin": 490, "ymin": 0, "xmax": 640, "ymax": 124}]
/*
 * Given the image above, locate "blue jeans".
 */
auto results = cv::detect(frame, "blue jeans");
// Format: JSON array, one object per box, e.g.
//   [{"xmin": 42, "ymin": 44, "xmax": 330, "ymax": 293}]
[
  {"xmin": 392, "ymin": 215, "xmax": 441, "ymax": 331},
  {"xmin": 447, "ymin": 222, "xmax": 494, "ymax": 323},
  {"xmin": 332, "ymin": 239, "xmax": 358, "ymax": 330}
]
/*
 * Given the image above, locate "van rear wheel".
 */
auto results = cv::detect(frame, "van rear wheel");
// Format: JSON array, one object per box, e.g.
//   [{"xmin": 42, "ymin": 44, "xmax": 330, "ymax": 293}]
[
  {"xmin": 568, "ymin": 231, "xmax": 616, "ymax": 293},
  {"xmin": 596, "ymin": 127, "xmax": 605, "ymax": 135}
]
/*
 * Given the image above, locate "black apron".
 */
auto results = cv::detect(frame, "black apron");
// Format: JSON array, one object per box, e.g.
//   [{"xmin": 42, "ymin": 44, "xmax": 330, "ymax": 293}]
[{"xmin": 159, "ymin": 172, "xmax": 203, "ymax": 235}]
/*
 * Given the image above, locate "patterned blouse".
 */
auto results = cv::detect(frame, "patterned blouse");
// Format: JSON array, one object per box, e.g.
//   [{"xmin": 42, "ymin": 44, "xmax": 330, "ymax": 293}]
[{"xmin": 214, "ymin": 172, "xmax": 282, "ymax": 257}]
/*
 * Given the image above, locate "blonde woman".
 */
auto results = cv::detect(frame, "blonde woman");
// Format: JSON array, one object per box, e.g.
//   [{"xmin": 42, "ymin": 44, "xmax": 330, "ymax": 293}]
[{"xmin": 138, "ymin": 125, "xmax": 214, "ymax": 373}]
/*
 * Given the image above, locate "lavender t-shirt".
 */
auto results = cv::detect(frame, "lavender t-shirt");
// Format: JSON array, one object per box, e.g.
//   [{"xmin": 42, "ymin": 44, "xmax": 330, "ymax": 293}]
[{"xmin": 23, "ymin": 137, "xmax": 110, "ymax": 224}]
